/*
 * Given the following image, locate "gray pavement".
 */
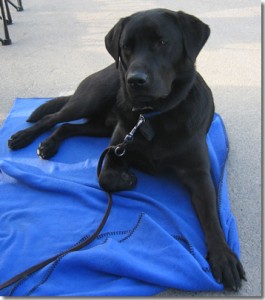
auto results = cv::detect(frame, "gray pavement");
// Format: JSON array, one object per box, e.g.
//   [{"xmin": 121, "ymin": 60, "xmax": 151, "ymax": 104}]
[{"xmin": 0, "ymin": 0, "xmax": 261, "ymax": 297}]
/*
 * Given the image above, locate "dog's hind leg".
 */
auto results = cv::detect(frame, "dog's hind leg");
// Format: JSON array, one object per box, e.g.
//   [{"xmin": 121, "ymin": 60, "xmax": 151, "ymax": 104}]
[
  {"xmin": 8, "ymin": 105, "xmax": 83, "ymax": 150},
  {"xmin": 37, "ymin": 121, "xmax": 115, "ymax": 159},
  {"xmin": 8, "ymin": 64, "xmax": 119, "ymax": 150},
  {"xmin": 27, "ymin": 96, "xmax": 71, "ymax": 123}
]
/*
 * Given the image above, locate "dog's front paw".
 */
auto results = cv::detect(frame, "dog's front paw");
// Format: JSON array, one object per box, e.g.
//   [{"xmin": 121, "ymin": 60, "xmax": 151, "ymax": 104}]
[
  {"xmin": 8, "ymin": 130, "xmax": 36, "ymax": 150},
  {"xmin": 207, "ymin": 244, "xmax": 246, "ymax": 291},
  {"xmin": 37, "ymin": 138, "xmax": 59, "ymax": 159},
  {"xmin": 99, "ymin": 169, "xmax": 137, "ymax": 192}
]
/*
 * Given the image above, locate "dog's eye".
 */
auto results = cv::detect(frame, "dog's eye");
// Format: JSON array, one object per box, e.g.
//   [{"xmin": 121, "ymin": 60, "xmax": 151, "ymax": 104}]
[
  {"xmin": 122, "ymin": 44, "xmax": 130, "ymax": 50},
  {"xmin": 158, "ymin": 39, "xmax": 168, "ymax": 47}
]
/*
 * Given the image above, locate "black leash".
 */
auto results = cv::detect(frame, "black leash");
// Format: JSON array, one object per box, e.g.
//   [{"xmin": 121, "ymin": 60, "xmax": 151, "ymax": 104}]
[
  {"xmin": 0, "ymin": 113, "xmax": 152, "ymax": 292},
  {"xmin": 0, "ymin": 153, "xmax": 112, "ymax": 291}
]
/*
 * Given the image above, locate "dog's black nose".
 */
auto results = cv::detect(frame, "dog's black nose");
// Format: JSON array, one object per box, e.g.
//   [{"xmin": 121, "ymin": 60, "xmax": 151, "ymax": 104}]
[{"xmin": 127, "ymin": 71, "xmax": 149, "ymax": 87}]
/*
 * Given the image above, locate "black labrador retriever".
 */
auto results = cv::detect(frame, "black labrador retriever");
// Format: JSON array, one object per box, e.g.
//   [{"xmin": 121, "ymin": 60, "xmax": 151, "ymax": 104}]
[{"xmin": 8, "ymin": 8, "xmax": 245, "ymax": 290}]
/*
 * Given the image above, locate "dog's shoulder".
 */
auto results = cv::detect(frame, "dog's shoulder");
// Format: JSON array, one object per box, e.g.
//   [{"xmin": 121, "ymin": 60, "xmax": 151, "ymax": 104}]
[{"xmin": 178, "ymin": 71, "xmax": 214, "ymax": 135}]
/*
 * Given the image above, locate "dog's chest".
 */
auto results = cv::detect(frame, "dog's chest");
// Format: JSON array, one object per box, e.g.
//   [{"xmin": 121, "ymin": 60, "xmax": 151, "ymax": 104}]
[{"xmin": 128, "ymin": 123, "xmax": 186, "ymax": 173}]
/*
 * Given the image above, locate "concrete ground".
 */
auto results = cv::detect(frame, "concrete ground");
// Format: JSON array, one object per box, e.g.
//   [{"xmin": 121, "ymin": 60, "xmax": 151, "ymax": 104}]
[{"xmin": 0, "ymin": 0, "xmax": 261, "ymax": 297}]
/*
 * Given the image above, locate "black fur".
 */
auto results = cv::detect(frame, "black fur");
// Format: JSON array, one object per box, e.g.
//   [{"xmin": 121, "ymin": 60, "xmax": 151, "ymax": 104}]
[
  {"xmin": 27, "ymin": 96, "xmax": 71, "ymax": 122},
  {"xmin": 8, "ymin": 8, "xmax": 245, "ymax": 290}
]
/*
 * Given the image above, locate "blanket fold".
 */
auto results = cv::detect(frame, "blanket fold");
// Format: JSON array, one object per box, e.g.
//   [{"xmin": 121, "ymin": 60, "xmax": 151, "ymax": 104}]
[{"xmin": 0, "ymin": 98, "xmax": 240, "ymax": 296}]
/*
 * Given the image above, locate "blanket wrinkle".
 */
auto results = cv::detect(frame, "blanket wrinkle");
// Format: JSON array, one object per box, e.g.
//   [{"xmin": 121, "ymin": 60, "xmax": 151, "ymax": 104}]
[
  {"xmin": 17, "ymin": 213, "xmax": 221, "ymax": 296},
  {"xmin": 0, "ymin": 98, "xmax": 240, "ymax": 296}
]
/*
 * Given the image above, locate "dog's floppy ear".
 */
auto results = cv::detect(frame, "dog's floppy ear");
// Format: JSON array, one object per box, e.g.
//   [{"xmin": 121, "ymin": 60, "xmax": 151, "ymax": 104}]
[
  {"xmin": 176, "ymin": 11, "xmax": 210, "ymax": 62},
  {"xmin": 105, "ymin": 17, "xmax": 128, "ymax": 68}
]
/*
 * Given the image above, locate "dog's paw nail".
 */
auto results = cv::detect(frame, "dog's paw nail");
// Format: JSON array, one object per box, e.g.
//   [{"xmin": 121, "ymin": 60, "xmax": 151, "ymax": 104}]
[{"xmin": 37, "ymin": 148, "xmax": 45, "ymax": 159}]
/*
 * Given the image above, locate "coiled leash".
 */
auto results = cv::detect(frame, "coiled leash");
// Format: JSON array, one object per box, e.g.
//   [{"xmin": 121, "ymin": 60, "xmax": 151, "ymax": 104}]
[{"xmin": 0, "ymin": 113, "xmax": 154, "ymax": 292}]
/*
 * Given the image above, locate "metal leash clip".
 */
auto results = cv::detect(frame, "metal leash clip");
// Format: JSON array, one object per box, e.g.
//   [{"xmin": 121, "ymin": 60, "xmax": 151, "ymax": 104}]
[{"xmin": 114, "ymin": 114, "xmax": 146, "ymax": 157}]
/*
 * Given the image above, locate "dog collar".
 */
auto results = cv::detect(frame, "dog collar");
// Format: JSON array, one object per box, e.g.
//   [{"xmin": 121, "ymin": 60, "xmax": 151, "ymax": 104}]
[{"xmin": 142, "ymin": 111, "xmax": 161, "ymax": 118}]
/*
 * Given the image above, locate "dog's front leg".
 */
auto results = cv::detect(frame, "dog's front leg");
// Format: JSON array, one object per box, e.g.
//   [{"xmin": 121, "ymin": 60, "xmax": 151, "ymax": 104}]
[
  {"xmin": 98, "ymin": 124, "xmax": 137, "ymax": 192},
  {"xmin": 98, "ymin": 150, "xmax": 136, "ymax": 192},
  {"xmin": 181, "ymin": 169, "xmax": 245, "ymax": 290}
]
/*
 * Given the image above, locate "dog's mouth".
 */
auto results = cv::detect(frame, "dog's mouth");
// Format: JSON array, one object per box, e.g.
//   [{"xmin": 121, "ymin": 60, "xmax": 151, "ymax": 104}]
[
  {"xmin": 131, "ymin": 95, "xmax": 157, "ymax": 113},
  {"xmin": 132, "ymin": 106, "xmax": 154, "ymax": 113},
  {"xmin": 131, "ymin": 93, "xmax": 170, "ymax": 114}
]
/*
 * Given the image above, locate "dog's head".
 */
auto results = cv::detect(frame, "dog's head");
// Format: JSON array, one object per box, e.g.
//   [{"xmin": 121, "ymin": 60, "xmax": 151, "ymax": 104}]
[{"xmin": 105, "ymin": 9, "xmax": 210, "ymax": 112}]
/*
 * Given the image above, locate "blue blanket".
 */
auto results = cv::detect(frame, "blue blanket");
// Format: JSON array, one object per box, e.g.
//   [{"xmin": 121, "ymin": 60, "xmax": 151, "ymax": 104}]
[{"xmin": 0, "ymin": 98, "xmax": 240, "ymax": 296}]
